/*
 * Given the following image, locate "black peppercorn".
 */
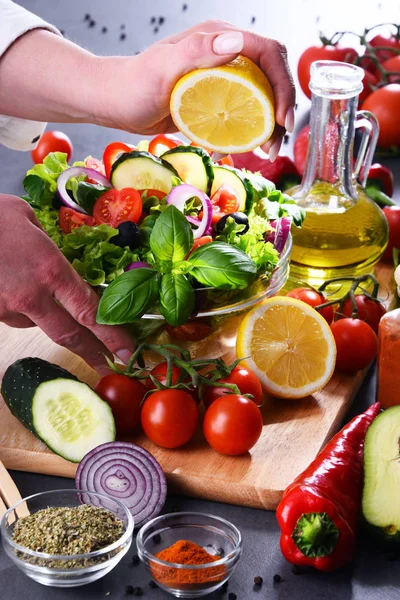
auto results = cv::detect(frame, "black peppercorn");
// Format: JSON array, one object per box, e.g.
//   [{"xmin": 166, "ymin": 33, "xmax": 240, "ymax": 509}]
[
  {"xmin": 101, "ymin": 26, "xmax": 108, "ymax": 33},
  {"xmin": 228, "ymin": 593, "xmax": 237, "ymax": 600},
  {"xmin": 149, "ymin": 580, "xmax": 158, "ymax": 588},
  {"xmin": 154, "ymin": 27, "xmax": 159, "ymax": 34},
  {"xmin": 273, "ymin": 573, "xmax": 282, "ymax": 583},
  {"xmin": 131, "ymin": 554, "xmax": 140, "ymax": 566},
  {"xmin": 158, "ymin": 16, "xmax": 165, "ymax": 25},
  {"xmin": 150, "ymin": 17, "xmax": 156, "ymax": 24},
  {"xmin": 254, "ymin": 575, "xmax": 263, "ymax": 585},
  {"xmin": 89, "ymin": 20, "xmax": 96, "ymax": 28},
  {"xmin": 182, "ymin": 3, "xmax": 188, "ymax": 10},
  {"xmin": 120, "ymin": 33, "xmax": 126, "ymax": 41},
  {"xmin": 84, "ymin": 13, "xmax": 90, "ymax": 20},
  {"xmin": 125, "ymin": 585, "xmax": 134, "ymax": 595},
  {"xmin": 121, "ymin": 24, "xmax": 126, "ymax": 29},
  {"xmin": 133, "ymin": 588, "xmax": 143, "ymax": 597},
  {"xmin": 251, "ymin": 16, "xmax": 256, "ymax": 23}
]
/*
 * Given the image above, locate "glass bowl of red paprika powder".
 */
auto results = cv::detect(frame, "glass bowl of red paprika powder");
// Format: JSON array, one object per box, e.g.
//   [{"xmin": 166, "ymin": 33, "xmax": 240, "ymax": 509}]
[{"xmin": 136, "ymin": 512, "xmax": 242, "ymax": 598}]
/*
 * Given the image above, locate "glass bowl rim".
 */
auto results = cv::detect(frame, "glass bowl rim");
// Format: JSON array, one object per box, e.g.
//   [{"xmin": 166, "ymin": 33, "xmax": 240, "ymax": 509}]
[
  {"xmin": 97, "ymin": 233, "xmax": 292, "ymax": 319},
  {"xmin": 1, "ymin": 488, "xmax": 134, "ymax": 563},
  {"xmin": 136, "ymin": 511, "xmax": 242, "ymax": 570}
]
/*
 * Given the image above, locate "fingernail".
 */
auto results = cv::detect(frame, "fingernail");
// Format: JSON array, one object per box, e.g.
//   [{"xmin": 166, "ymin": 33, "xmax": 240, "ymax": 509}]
[
  {"xmin": 269, "ymin": 138, "xmax": 282, "ymax": 163},
  {"xmin": 285, "ymin": 107, "xmax": 295, "ymax": 133},
  {"xmin": 116, "ymin": 349, "xmax": 134, "ymax": 364},
  {"xmin": 213, "ymin": 32, "xmax": 243, "ymax": 55}
]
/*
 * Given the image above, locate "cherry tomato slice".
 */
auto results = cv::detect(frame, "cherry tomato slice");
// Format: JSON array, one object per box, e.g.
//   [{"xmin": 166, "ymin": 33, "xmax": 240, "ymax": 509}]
[
  {"xmin": 103, "ymin": 142, "xmax": 133, "ymax": 179},
  {"xmin": 139, "ymin": 189, "xmax": 167, "ymax": 201},
  {"xmin": 85, "ymin": 157, "xmax": 106, "ymax": 184},
  {"xmin": 211, "ymin": 184, "xmax": 241, "ymax": 214},
  {"xmin": 186, "ymin": 235, "xmax": 213, "ymax": 258},
  {"xmin": 31, "ymin": 131, "xmax": 73, "ymax": 164},
  {"xmin": 149, "ymin": 134, "xmax": 181, "ymax": 157},
  {"xmin": 93, "ymin": 188, "xmax": 142, "ymax": 227},
  {"xmin": 59, "ymin": 206, "xmax": 95, "ymax": 234}
]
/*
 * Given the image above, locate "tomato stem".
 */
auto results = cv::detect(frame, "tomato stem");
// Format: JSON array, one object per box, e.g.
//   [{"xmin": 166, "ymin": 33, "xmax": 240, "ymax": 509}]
[{"xmin": 315, "ymin": 273, "xmax": 381, "ymax": 321}]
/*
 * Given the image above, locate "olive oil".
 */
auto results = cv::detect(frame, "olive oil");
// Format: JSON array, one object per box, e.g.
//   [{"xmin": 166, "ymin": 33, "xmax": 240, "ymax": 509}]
[{"xmin": 287, "ymin": 61, "xmax": 388, "ymax": 294}]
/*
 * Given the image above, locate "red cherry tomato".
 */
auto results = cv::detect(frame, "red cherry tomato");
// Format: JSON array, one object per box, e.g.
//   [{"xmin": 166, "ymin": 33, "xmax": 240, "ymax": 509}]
[
  {"xmin": 330, "ymin": 319, "xmax": 378, "ymax": 373},
  {"xmin": 103, "ymin": 141, "xmax": 133, "ymax": 179},
  {"xmin": 203, "ymin": 365, "xmax": 263, "ymax": 408},
  {"xmin": 165, "ymin": 320, "xmax": 214, "ymax": 342},
  {"xmin": 211, "ymin": 184, "xmax": 241, "ymax": 214},
  {"xmin": 139, "ymin": 189, "xmax": 167, "ymax": 201},
  {"xmin": 146, "ymin": 361, "xmax": 182, "ymax": 390},
  {"xmin": 358, "ymin": 69, "xmax": 378, "ymax": 104},
  {"xmin": 93, "ymin": 188, "xmax": 142, "ymax": 227},
  {"xmin": 369, "ymin": 34, "xmax": 400, "ymax": 67},
  {"xmin": 216, "ymin": 155, "xmax": 235, "ymax": 167},
  {"xmin": 203, "ymin": 394, "xmax": 263, "ymax": 455},
  {"xmin": 31, "ymin": 131, "xmax": 73, "ymax": 164},
  {"xmin": 186, "ymin": 235, "xmax": 213, "ymax": 257},
  {"xmin": 382, "ymin": 206, "xmax": 400, "ymax": 260},
  {"xmin": 141, "ymin": 389, "xmax": 199, "ymax": 448},
  {"xmin": 59, "ymin": 206, "xmax": 95, "ymax": 234},
  {"xmin": 149, "ymin": 134, "xmax": 182, "ymax": 157},
  {"xmin": 339, "ymin": 295, "xmax": 386, "ymax": 335},
  {"xmin": 286, "ymin": 288, "xmax": 334, "ymax": 324},
  {"xmin": 95, "ymin": 374, "xmax": 146, "ymax": 436},
  {"xmin": 85, "ymin": 157, "xmax": 106, "ymax": 184},
  {"xmin": 362, "ymin": 84, "xmax": 400, "ymax": 149},
  {"xmin": 298, "ymin": 45, "xmax": 358, "ymax": 99}
]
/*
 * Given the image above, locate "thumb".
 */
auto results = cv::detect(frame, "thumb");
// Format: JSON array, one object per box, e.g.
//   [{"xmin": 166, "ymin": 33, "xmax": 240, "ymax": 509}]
[{"xmin": 172, "ymin": 31, "xmax": 244, "ymax": 75}]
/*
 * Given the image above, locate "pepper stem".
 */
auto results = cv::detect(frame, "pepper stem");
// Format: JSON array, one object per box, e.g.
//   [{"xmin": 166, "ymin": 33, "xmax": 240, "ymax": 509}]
[{"xmin": 292, "ymin": 513, "xmax": 340, "ymax": 558}]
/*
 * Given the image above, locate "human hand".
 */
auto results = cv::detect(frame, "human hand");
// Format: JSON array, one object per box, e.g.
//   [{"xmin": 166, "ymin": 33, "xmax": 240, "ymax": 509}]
[
  {"xmin": 98, "ymin": 20, "xmax": 295, "ymax": 160},
  {"xmin": 0, "ymin": 196, "xmax": 135, "ymax": 373}
]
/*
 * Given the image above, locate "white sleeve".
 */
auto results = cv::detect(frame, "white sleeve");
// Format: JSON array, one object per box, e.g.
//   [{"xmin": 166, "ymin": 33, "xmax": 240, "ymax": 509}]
[{"xmin": 0, "ymin": 0, "xmax": 60, "ymax": 151}]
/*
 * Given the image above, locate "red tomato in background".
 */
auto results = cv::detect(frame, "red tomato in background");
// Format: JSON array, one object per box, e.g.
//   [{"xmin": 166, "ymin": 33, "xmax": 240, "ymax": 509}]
[
  {"xmin": 362, "ymin": 84, "xmax": 400, "ymax": 149},
  {"xmin": 149, "ymin": 134, "xmax": 181, "ymax": 156},
  {"xmin": 293, "ymin": 125, "xmax": 310, "ymax": 175},
  {"xmin": 203, "ymin": 394, "xmax": 263, "ymax": 455},
  {"xmin": 93, "ymin": 188, "xmax": 142, "ymax": 227},
  {"xmin": 85, "ymin": 157, "xmax": 106, "ymax": 184},
  {"xmin": 330, "ymin": 319, "xmax": 378, "ymax": 373},
  {"xmin": 378, "ymin": 56, "xmax": 400, "ymax": 84},
  {"xmin": 339, "ymin": 296, "xmax": 386, "ymax": 334},
  {"xmin": 203, "ymin": 366, "xmax": 263, "ymax": 408},
  {"xmin": 141, "ymin": 389, "xmax": 199, "ymax": 448},
  {"xmin": 59, "ymin": 207, "xmax": 95, "ymax": 234},
  {"xmin": 298, "ymin": 45, "xmax": 358, "ymax": 99},
  {"xmin": 165, "ymin": 320, "xmax": 213, "ymax": 342},
  {"xmin": 358, "ymin": 69, "xmax": 378, "ymax": 104},
  {"xmin": 369, "ymin": 34, "xmax": 400, "ymax": 67},
  {"xmin": 286, "ymin": 288, "xmax": 334, "ymax": 324},
  {"xmin": 382, "ymin": 206, "xmax": 400, "ymax": 260},
  {"xmin": 103, "ymin": 141, "xmax": 133, "ymax": 179},
  {"xmin": 145, "ymin": 361, "xmax": 182, "ymax": 390},
  {"xmin": 95, "ymin": 374, "xmax": 145, "ymax": 436},
  {"xmin": 31, "ymin": 131, "xmax": 73, "ymax": 164}
]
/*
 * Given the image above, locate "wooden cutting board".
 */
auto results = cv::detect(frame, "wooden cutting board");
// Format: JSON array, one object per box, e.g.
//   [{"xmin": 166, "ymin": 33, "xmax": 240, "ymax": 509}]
[{"xmin": 0, "ymin": 262, "xmax": 395, "ymax": 511}]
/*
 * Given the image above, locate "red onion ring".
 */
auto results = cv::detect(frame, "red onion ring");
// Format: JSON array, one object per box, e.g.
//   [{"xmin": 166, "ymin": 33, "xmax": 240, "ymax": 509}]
[
  {"xmin": 57, "ymin": 167, "xmax": 112, "ymax": 214},
  {"xmin": 166, "ymin": 184, "xmax": 212, "ymax": 239}
]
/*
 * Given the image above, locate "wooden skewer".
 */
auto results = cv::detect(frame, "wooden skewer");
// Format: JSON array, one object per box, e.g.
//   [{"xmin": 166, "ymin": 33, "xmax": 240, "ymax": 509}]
[{"xmin": 0, "ymin": 460, "xmax": 29, "ymax": 519}]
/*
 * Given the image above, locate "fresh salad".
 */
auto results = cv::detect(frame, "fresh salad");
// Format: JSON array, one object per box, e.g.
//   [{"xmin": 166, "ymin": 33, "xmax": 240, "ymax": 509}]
[{"xmin": 22, "ymin": 134, "xmax": 305, "ymax": 328}]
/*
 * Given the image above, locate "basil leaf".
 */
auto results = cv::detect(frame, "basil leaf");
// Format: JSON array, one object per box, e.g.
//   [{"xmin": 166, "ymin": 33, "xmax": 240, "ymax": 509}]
[
  {"xmin": 97, "ymin": 268, "xmax": 160, "ymax": 324},
  {"xmin": 188, "ymin": 242, "xmax": 257, "ymax": 289},
  {"xmin": 159, "ymin": 273, "xmax": 195, "ymax": 326},
  {"xmin": 150, "ymin": 204, "xmax": 193, "ymax": 263},
  {"xmin": 140, "ymin": 214, "xmax": 159, "ymax": 248},
  {"xmin": 72, "ymin": 182, "xmax": 110, "ymax": 214}
]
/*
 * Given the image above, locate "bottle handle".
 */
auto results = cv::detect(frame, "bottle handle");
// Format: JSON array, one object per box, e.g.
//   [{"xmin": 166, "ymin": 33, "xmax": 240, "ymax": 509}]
[{"xmin": 354, "ymin": 110, "xmax": 379, "ymax": 188}]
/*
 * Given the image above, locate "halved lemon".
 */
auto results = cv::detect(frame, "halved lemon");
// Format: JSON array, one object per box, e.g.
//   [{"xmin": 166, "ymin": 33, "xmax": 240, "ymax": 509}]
[
  {"xmin": 236, "ymin": 297, "xmax": 336, "ymax": 399},
  {"xmin": 170, "ymin": 56, "xmax": 275, "ymax": 154}
]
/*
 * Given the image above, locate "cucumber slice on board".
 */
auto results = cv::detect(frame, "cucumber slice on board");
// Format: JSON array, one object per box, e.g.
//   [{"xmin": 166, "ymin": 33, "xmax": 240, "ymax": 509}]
[
  {"xmin": 210, "ymin": 165, "xmax": 254, "ymax": 213},
  {"xmin": 362, "ymin": 406, "xmax": 400, "ymax": 543},
  {"xmin": 111, "ymin": 150, "xmax": 180, "ymax": 194},
  {"xmin": 1, "ymin": 357, "xmax": 115, "ymax": 463},
  {"xmin": 161, "ymin": 146, "xmax": 214, "ymax": 194}
]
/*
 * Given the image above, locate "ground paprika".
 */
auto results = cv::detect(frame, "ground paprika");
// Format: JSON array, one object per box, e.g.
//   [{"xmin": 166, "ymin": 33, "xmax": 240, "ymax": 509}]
[{"xmin": 151, "ymin": 540, "xmax": 226, "ymax": 588}]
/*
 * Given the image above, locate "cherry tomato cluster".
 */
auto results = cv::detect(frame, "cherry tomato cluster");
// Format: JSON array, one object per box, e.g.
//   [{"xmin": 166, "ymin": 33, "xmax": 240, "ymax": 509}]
[
  {"xmin": 94, "ymin": 346, "xmax": 264, "ymax": 456},
  {"xmin": 297, "ymin": 24, "xmax": 400, "ymax": 150},
  {"xmin": 287, "ymin": 274, "xmax": 385, "ymax": 374}
]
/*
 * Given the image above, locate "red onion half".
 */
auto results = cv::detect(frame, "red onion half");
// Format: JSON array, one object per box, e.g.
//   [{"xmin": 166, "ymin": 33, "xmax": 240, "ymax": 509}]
[
  {"xmin": 125, "ymin": 261, "xmax": 151, "ymax": 271},
  {"xmin": 76, "ymin": 441, "xmax": 167, "ymax": 528},
  {"xmin": 167, "ymin": 184, "xmax": 212, "ymax": 238},
  {"xmin": 57, "ymin": 167, "xmax": 112, "ymax": 214},
  {"xmin": 265, "ymin": 217, "xmax": 292, "ymax": 255}
]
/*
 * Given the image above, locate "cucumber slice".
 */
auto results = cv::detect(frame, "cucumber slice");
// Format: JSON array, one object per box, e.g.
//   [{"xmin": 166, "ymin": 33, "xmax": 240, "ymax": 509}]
[
  {"xmin": 111, "ymin": 151, "xmax": 180, "ymax": 194},
  {"xmin": 210, "ymin": 166, "xmax": 254, "ymax": 213},
  {"xmin": 362, "ymin": 406, "xmax": 400, "ymax": 543},
  {"xmin": 1, "ymin": 358, "xmax": 115, "ymax": 463},
  {"xmin": 161, "ymin": 146, "xmax": 214, "ymax": 194}
]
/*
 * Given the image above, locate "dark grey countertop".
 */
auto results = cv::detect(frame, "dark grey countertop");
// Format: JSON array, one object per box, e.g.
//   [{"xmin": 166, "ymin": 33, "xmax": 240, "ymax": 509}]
[{"xmin": 1, "ymin": 1, "xmax": 400, "ymax": 598}]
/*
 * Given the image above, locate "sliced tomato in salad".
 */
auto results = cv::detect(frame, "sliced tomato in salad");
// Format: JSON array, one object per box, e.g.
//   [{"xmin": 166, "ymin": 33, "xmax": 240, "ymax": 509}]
[
  {"xmin": 187, "ymin": 235, "xmax": 213, "ymax": 257},
  {"xmin": 149, "ymin": 134, "xmax": 181, "ymax": 156},
  {"xmin": 139, "ymin": 189, "xmax": 166, "ymax": 200},
  {"xmin": 59, "ymin": 207, "xmax": 95, "ymax": 234},
  {"xmin": 216, "ymin": 155, "xmax": 234, "ymax": 167},
  {"xmin": 103, "ymin": 141, "xmax": 133, "ymax": 179},
  {"xmin": 165, "ymin": 320, "xmax": 213, "ymax": 341},
  {"xmin": 85, "ymin": 157, "xmax": 106, "ymax": 184},
  {"xmin": 93, "ymin": 188, "xmax": 143, "ymax": 227},
  {"xmin": 211, "ymin": 184, "xmax": 241, "ymax": 213}
]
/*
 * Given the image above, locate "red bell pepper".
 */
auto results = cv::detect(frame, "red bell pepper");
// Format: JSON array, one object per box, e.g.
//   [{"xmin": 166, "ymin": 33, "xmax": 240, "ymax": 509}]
[
  {"xmin": 276, "ymin": 402, "xmax": 381, "ymax": 572},
  {"xmin": 232, "ymin": 152, "xmax": 301, "ymax": 191}
]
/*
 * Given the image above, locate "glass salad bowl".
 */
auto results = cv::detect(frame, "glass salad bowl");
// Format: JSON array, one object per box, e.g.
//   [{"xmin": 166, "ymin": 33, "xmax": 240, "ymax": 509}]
[{"xmin": 103, "ymin": 234, "xmax": 292, "ymax": 362}]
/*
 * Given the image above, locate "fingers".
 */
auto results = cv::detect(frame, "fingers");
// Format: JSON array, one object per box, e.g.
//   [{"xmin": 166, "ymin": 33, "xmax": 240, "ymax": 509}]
[
  {"xmin": 1, "ymin": 314, "xmax": 35, "ymax": 328},
  {"xmin": 261, "ymin": 124, "xmax": 287, "ymax": 161},
  {"xmin": 29, "ymin": 298, "xmax": 113, "ymax": 375}
]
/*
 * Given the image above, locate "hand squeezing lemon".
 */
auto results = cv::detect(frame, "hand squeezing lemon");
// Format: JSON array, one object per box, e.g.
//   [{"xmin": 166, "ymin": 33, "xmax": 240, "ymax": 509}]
[{"xmin": 170, "ymin": 56, "xmax": 275, "ymax": 154}]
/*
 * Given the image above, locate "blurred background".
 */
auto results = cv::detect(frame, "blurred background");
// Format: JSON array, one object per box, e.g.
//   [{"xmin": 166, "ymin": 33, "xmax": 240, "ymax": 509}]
[{"xmin": 1, "ymin": 0, "xmax": 399, "ymax": 193}]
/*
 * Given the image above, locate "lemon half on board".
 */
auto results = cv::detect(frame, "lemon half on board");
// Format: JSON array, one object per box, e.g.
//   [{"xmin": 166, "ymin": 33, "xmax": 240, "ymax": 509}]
[
  {"xmin": 170, "ymin": 56, "xmax": 275, "ymax": 154},
  {"xmin": 236, "ymin": 297, "xmax": 337, "ymax": 399}
]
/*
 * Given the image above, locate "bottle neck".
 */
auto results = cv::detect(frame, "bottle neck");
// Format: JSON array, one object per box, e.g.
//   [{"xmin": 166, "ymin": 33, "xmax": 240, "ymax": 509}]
[{"xmin": 301, "ymin": 93, "xmax": 358, "ymax": 197}]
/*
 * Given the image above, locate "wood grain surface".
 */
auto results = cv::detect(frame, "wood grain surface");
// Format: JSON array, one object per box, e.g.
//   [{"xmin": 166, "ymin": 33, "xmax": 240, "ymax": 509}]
[{"xmin": 0, "ymin": 262, "xmax": 395, "ymax": 510}]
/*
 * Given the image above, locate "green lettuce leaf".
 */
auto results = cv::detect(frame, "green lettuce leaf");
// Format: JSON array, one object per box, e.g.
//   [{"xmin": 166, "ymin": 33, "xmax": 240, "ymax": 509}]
[
  {"xmin": 33, "ymin": 206, "xmax": 64, "ymax": 247},
  {"xmin": 253, "ymin": 190, "xmax": 305, "ymax": 226}
]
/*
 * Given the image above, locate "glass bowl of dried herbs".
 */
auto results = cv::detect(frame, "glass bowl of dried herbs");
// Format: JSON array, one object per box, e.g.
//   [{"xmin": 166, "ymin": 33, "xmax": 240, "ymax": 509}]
[{"xmin": 1, "ymin": 489, "xmax": 134, "ymax": 587}]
